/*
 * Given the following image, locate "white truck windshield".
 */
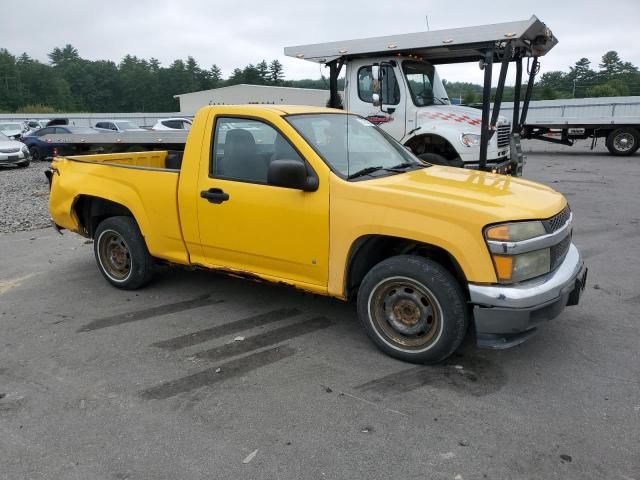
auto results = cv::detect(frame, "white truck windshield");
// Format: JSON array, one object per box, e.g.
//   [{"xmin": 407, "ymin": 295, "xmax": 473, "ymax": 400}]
[{"xmin": 402, "ymin": 61, "xmax": 450, "ymax": 107}]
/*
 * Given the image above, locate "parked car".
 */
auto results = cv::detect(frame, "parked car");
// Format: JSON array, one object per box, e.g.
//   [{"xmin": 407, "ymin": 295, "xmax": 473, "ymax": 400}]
[
  {"xmin": 46, "ymin": 105, "xmax": 586, "ymax": 364},
  {"xmin": 22, "ymin": 126, "xmax": 97, "ymax": 161},
  {"xmin": 0, "ymin": 122, "xmax": 26, "ymax": 140},
  {"xmin": 94, "ymin": 120, "xmax": 146, "ymax": 132},
  {"xmin": 0, "ymin": 131, "xmax": 30, "ymax": 168},
  {"xmin": 23, "ymin": 119, "xmax": 50, "ymax": 136},
  {"xmin": 151, "ymin": 118, "xmax": 192, "ymax": 131}
]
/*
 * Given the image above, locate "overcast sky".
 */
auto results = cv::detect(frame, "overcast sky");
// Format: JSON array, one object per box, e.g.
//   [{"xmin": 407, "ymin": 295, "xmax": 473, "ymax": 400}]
[{"xmin": 3, "ymin": 0, "xmax": 640, "ymax": 87}]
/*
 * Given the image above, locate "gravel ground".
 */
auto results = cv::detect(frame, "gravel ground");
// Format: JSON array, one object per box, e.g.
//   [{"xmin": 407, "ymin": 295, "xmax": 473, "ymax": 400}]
[{"xmin": 0, "ymin": 162, "xmax": 52, "ymax": 234}]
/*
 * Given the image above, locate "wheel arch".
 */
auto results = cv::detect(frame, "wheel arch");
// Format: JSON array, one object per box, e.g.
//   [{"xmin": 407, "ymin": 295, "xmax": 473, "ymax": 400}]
[
  {"xmin": 343, "ymin": 234, "xmax": 468, "ymax": 301},
  {"xmin": 404, "ymin": 133, "xmax": 461, "ymax": 161},
  {"xmin": 73, "ymin": 195, "xmax": 138, "ymax": 238}
]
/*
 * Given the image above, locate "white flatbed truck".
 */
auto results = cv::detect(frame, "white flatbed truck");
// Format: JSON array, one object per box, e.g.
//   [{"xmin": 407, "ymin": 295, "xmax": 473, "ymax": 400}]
[{"xmin": 285, "ymin": 15, "xmax": 557, "ymax": 175}]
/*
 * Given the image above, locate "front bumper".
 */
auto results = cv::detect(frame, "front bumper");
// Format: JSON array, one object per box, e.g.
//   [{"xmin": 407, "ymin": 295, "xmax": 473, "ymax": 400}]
[
  {"xmin": 468, "ymin": 243, "xmax": 587, "ymax": 349},
  {"xmin": 0, "ymin": 152, "xmax": 29, "ymax": 166}
]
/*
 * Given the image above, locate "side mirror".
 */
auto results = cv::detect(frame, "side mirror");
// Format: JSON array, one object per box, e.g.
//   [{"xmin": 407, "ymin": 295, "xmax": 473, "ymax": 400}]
[
  {"xmin": 371, "ymin": 64, "xmax": 380, "ymax": 88},
  {"xmin": 268, "ymin": 159, "xmax": 318, "ymax": 192}
]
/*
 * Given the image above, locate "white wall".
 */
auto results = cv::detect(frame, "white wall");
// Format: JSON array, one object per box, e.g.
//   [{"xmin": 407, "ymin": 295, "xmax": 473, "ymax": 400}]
[{"xmin": 176, "ymin": 85, "xmax": 330, "ymax": 113}]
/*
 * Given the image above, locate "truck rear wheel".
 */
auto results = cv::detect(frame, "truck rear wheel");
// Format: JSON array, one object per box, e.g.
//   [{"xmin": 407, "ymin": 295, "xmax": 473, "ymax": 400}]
[
  {"xmin": 606, "ymin": 128, "xmax": 639, "ymax": 156},
  {"xmin": 94, "ymin": 216, "xmax": 154, "ymax": 290},
  {"xmin": 357, "ymin": 255, "xmax": 468, "ymax": 364}
]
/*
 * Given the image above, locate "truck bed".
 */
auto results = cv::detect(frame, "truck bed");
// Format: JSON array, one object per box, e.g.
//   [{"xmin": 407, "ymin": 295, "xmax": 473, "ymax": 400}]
[
  {"xmin": 499, "ymin": 96, "xmax": 640, "ymax": 128},
  {"xmin": 50, "ymin": 151, "xmax": 189, "ymax": 264},
  {"xmin": 60, "ymin": 150, "xmax": 184, "ymax": 170}
]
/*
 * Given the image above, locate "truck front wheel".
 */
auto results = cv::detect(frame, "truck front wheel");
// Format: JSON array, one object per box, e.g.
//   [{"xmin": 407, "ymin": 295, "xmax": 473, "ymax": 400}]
[
  {"xmin": 94, "ymin": 216, "xmax": 154, "ymax": 290},
  {"xmin": 357, "ymin": 255, "xmax": 468, "ymax": 364},
  {"xmin": 606, "ymin": 128, "xmax": 640, "ymax": 156}
]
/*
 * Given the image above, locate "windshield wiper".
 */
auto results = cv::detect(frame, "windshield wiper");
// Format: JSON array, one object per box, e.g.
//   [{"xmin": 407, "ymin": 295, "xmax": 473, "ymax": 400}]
[{"xmin": 347, "ymin": 166, "xmax": 388, "ymax": 179}]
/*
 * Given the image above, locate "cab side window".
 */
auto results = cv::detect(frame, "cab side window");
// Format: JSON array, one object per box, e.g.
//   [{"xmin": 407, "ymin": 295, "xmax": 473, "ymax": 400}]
[
  {"xmin": 211, "ymin": 117, "xmax": 304, "ymax": 185},
  {"xmin": 357, "ymin": 65, "xmax": 400, "ymax": 105}
]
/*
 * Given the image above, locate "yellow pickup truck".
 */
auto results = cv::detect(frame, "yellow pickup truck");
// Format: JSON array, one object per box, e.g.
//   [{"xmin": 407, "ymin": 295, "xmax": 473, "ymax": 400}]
[{"xmin": 47, "ymin": 105, "xmax": 587, "ymax": 364}]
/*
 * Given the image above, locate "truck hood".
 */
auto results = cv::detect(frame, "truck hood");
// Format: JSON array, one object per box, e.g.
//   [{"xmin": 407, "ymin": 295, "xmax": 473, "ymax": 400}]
[
  {"xmin": 359, "ymin": 165, "xmax": 565, "ymax": 223},
  {"xmin": 417, "ymin": 105, "xmax": 508, "ymax": 129}
]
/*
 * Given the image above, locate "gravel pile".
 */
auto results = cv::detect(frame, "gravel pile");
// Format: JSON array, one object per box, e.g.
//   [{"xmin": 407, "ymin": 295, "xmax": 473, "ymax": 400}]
[{"xmin": 0, "ymin": 162, "xmax": 52, "ymax": 234}]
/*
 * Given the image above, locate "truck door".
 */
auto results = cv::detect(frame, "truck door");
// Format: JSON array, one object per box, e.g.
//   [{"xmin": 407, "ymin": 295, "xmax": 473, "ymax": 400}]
[
  {"xmin": 195, "ymin": 116, "xmax": 329, "ymax": 288},
  {"xmin": 347, "ymin": 60, "xmax": 407, "ymax": 140}
]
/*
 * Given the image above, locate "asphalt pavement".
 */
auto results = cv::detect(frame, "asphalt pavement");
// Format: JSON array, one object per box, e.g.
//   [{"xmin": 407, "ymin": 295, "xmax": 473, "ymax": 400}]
[{"xmin": 1, "ymin": 142, "xmax": 638, "ymax": 479}]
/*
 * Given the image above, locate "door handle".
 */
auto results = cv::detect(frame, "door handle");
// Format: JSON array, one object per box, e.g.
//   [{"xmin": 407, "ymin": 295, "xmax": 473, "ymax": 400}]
[{"xmin": 200, "ymin": 188, "xmax": 230, "ymax": 204}]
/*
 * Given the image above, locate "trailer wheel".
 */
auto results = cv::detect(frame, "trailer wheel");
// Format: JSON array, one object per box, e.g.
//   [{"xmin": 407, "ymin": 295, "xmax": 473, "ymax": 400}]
[
  {"xmin": 94, "ymin": 216, "xmax": 154, "ymax": 290},
  {"xmin": 606, "ymin": 128, "xmax": 640, "ymax": 156},
  {"xmin": 357, "ymin": 255, "xmax": 468, "ymax": 364}
]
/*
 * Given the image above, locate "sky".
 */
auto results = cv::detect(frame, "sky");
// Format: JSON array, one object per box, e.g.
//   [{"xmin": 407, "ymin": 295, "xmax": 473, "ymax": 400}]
[{"xmin": 2, "ymin": 0, "xmax": 640, "ymax": 88}]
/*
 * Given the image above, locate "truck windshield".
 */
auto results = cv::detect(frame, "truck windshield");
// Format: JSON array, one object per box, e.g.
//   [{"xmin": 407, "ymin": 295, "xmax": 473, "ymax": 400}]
[
  {"xmin": 287, "ymin": 114, "xmax": 426, "ymax": 179},
  {"xmin": 402, "ymin": 61, "xmax": 450, "ymax": 107}
]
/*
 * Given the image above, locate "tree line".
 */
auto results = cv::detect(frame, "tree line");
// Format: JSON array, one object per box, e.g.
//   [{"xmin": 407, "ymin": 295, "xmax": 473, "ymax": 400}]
[
  {"xmin": 0, "ymin": 45, "xmax": 638, "ymax": 113},
  {"xmin": 446, "ymin": 51, "xmax": 640, "ymax": 104}
]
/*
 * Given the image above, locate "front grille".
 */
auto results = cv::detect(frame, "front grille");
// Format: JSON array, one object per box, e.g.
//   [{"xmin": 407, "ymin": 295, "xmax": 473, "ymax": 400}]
[
  {"xmin": 497, "ymin": 123, "xmax": 511, "ymax": 148},
  {"xmin": 550, "ymin": 234, "xmax": 571, "ymax": 271},
  {"xmin": 0, "ymin": 147, "xmax": 21, "ymax": 154},
  {"xmin": 542, "ymin": 206, "xmax": 571, "ymax": 233}
]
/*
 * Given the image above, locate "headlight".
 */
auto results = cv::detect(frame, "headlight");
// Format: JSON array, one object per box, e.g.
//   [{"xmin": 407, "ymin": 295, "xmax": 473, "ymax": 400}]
[
  {"xmin": 21, "ymin": 146, "xmax": 29, "ymax": 156},
  {"xmin": 485, "ymin": 220, "xmax": 550, "ymax": 283},
  {"xmin": 492, "ymin": 249, "xmax": 551, "ymax": 283},
  {"xmin": 460, "ymin": 133, "xmax": 480, "ymax": 147},
  {"xmin": 485, "ymin": 221, "xmax": 546, "ymax": 242}
]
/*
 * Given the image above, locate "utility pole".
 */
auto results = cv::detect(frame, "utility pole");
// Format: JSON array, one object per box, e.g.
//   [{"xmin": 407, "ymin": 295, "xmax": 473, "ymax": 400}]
[
  {"xmin": 425, "ymin": 15, "xmax": 430, "ymax": 31},
  {"xmin": 573, "ymin": 79, "xmax": 577, "ymax": 98}
]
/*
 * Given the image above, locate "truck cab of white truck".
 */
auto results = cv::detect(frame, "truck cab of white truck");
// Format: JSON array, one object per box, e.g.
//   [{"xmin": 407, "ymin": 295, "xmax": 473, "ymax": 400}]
[
  {"xmin": 342, "ymin": 56, "xmax": 511, "ymax": 169},
  {"xmin": 286, "ymin": 15, "xmax": 558, "ymax": 176}
]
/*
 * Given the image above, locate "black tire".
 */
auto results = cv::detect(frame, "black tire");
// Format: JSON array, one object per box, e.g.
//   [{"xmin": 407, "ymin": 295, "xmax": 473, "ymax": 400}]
[
  {"xmin": 29, "ymin": 146, "xmax": 42, "ymax": 161},
  {"xmin": 418, "ymin": 152, "xmax": 453, "ymax": 167},
  {"xmin": 605, "ymin": 128, "xmax": 640, "ymax": 156},
  {"xmin": 93, "ymin": 216, "xmax": 154, "ymax": 290},
  {"xmin": 357, "ymin": 255, "xmax": 468, "ymax": 364}
]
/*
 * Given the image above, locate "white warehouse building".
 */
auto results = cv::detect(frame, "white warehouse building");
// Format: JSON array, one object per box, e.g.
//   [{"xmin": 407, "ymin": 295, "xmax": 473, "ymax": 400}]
[{"xmin": 174, "ymin": 84, "xmax": 330, "ymax": 114}]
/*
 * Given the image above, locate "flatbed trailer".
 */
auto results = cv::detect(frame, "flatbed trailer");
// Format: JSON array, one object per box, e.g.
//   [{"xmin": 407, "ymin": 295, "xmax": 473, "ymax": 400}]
[
  {"xmin": 38, "ymin": 131, "xmax": 188, "ymax": 159},
  {"xmin": 498, "ymin": 96, "xmax": 640, "ymax": 155}
]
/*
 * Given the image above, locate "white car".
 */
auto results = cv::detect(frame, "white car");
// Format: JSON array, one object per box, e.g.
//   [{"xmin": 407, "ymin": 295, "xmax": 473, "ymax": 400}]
[
  {"xmin": 151, "ymin": 118, "xmax": 192, "ymax": 131},
  {"xmin": 94, "ymin": 120, "xmax": 146, "ymax": 132},
  {"xmin": 0, "ymin": 122, "xmax": 25, "ymax": 140},
  {"xmin": 0, "ymin": 132, "xmax": 30, "ymax": 168}
]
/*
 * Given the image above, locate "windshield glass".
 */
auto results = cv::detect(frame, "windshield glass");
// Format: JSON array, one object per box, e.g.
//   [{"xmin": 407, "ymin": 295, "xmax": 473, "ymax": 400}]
[
  {"xmin": 287, "ymin": 114, "xmax": 425, "ymax": 178},
  {"xmin": 0, "ymin": 132, "xmax": 10, "ymax": 141},
  {"xmin": 402, "ymin": 61, "xmax": 450, "ymax": 107},
  {"xmin": 0, "ymin": 123, "xmax": 22, "ymax": 131}
]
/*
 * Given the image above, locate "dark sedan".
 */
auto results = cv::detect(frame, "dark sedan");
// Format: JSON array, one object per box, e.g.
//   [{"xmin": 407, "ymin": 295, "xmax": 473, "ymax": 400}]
[{"xmin": 22, "ymin": 126, "xmax": 97, "ymax": 161}]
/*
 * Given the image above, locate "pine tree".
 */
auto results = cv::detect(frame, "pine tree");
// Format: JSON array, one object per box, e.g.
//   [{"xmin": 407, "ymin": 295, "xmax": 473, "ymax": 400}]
[{"xmin": 268, "ymin": 59, "xmax": 284, "ymax": 85}]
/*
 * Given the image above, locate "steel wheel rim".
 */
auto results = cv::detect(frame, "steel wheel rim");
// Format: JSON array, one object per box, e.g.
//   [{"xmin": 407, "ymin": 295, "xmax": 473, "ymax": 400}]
[
  {"xmin": 98, "ymin": 230, "xmax": 132, "ymax": 281},
  {"xmin": 614, "ymin": 133, "xmax": 635, "ymax": 152},
  {"xmin": 368, "ymin": 276, "xmax": 443, "ymax": 351}
]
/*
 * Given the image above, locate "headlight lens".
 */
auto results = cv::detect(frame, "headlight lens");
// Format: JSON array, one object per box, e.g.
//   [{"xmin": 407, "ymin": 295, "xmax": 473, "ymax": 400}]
[
  {"xmin": 492, "ymin": 249, "xmax": 551, "ymax": 283},
  {"xmin": 21, "ymin": 146, "xmax": 29, "ymax": 156},
  {"xmin": 460, "ymin": 133, "xmax": 480, "ymax": 147},
  {"xmin": 486, "ymin": 221, "xmax": 546, "ymax": 242},
  {"xmin": 485, "ymin": 220, "xmax": 551, "ymax": 283}
]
